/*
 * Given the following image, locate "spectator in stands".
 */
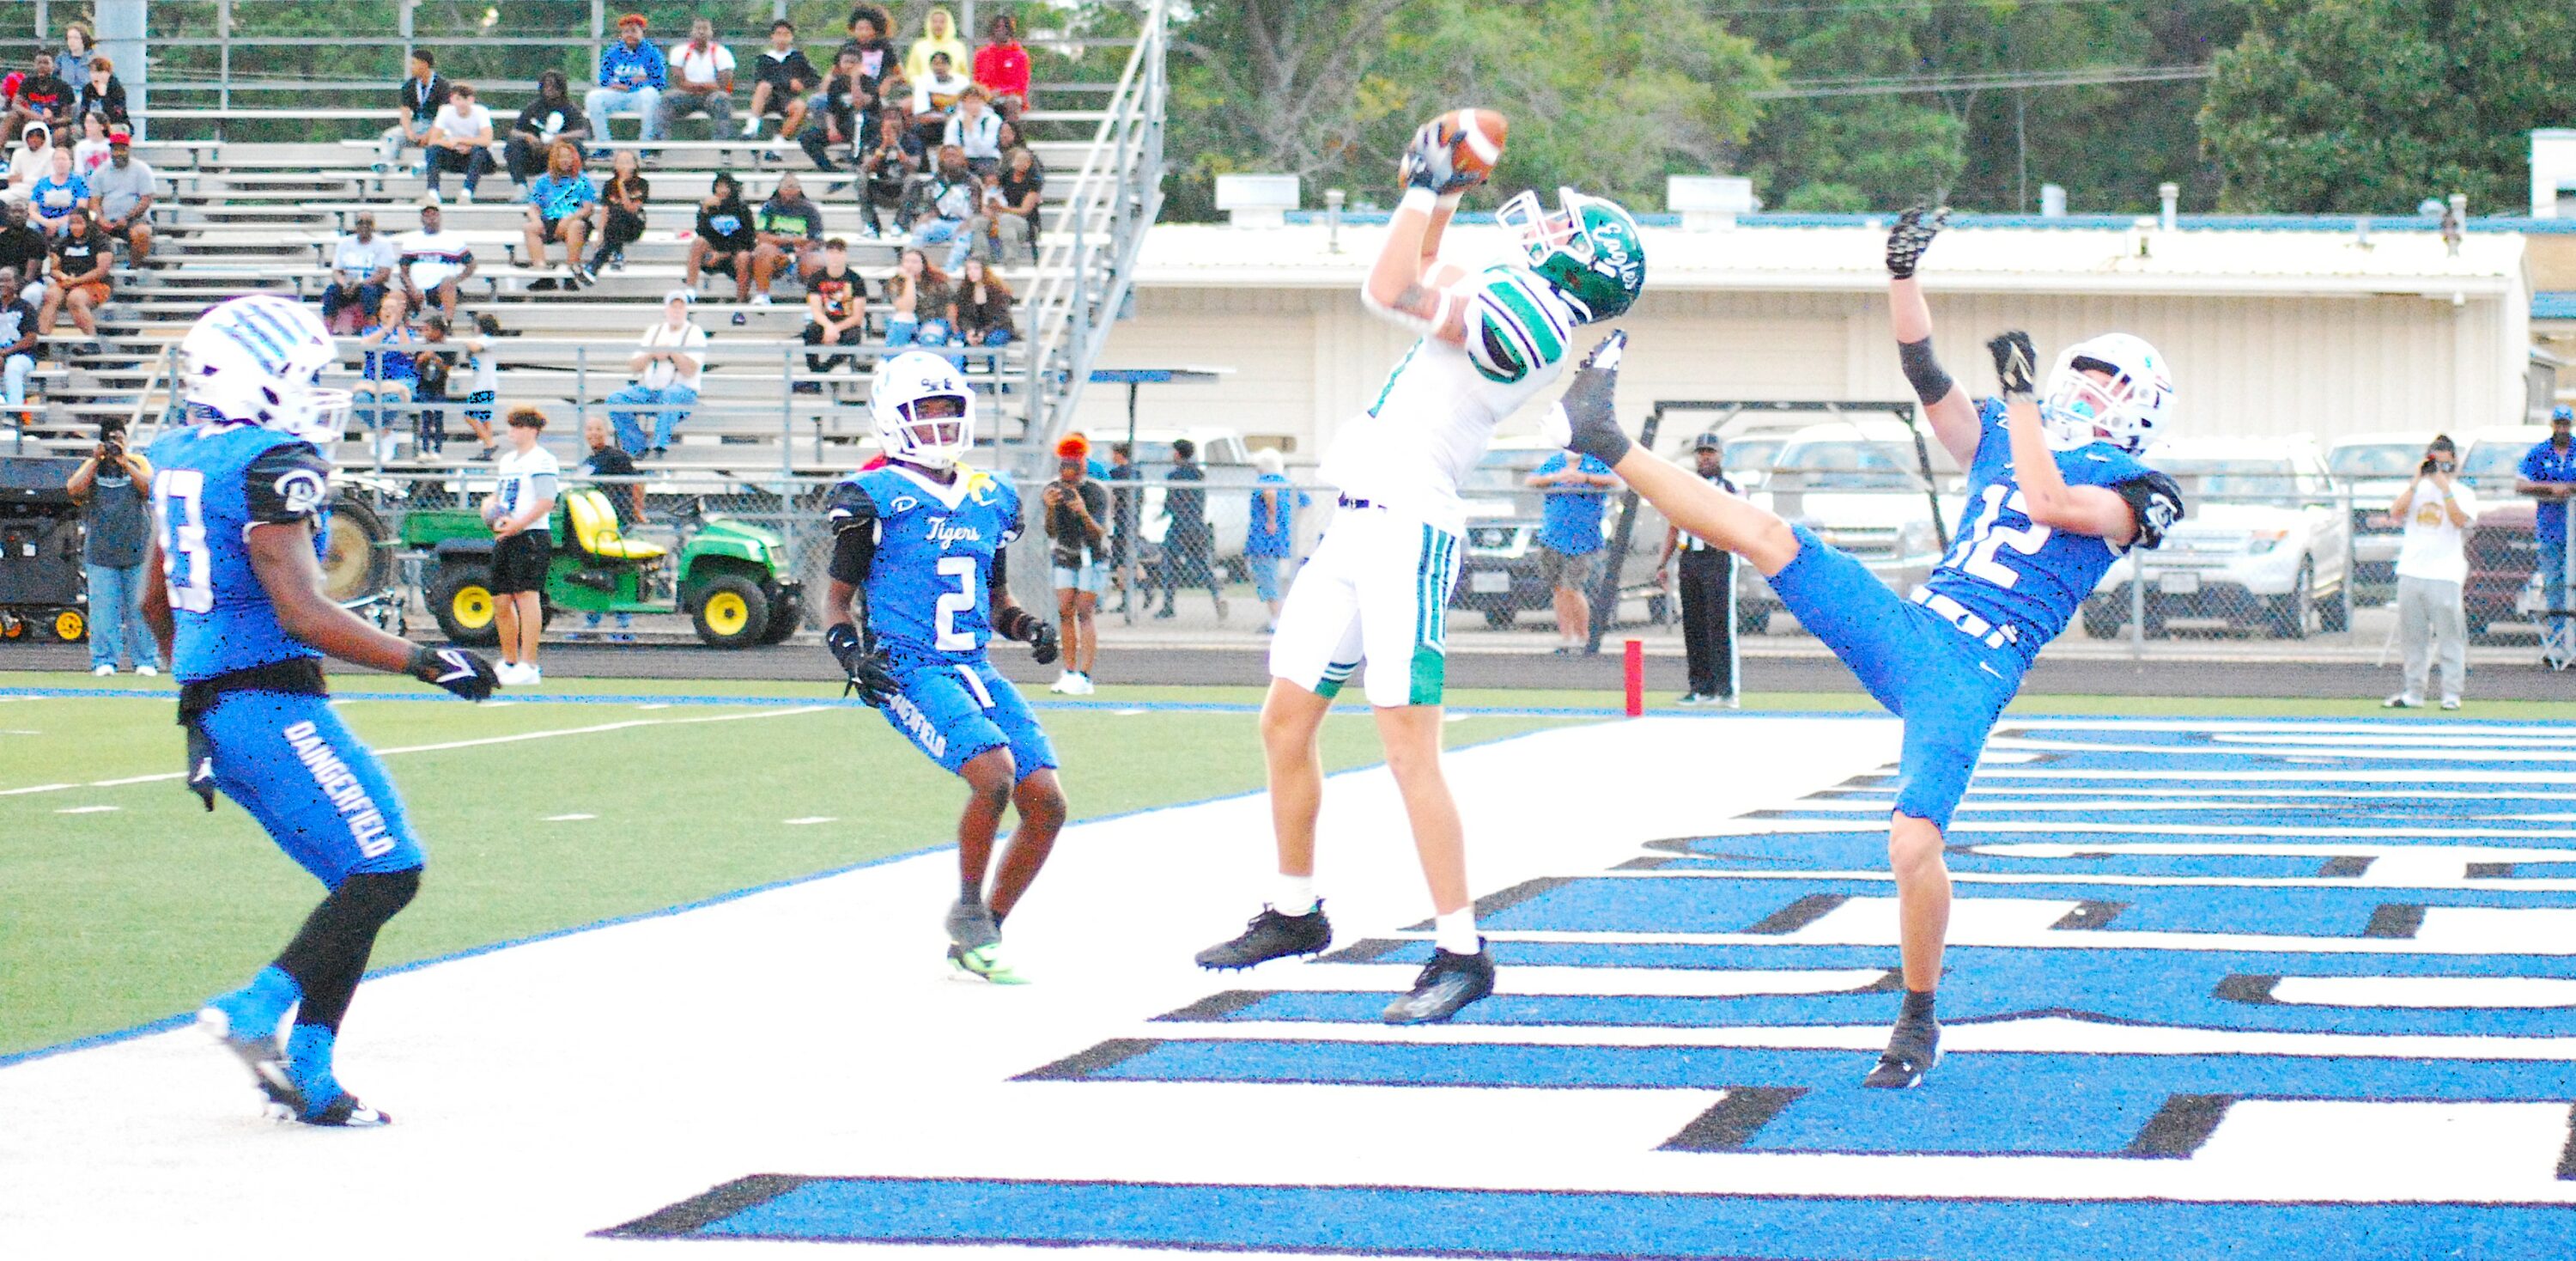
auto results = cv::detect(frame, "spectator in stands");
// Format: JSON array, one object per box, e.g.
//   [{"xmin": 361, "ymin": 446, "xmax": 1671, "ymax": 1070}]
[
  {"xmin": 1246, "ymin": 448, "xmax": 1307, "ymax": 631},
  {"xmin": 837, "ymin": 5, "xmax": 898, "ymax": 97},
  {"xmin": 908, "ymin": 52, "xmax": 970, "ymax": 149},
  {"xmin": 67, "ymin": 419, "xmax": 161, "ymax": 676},
  {"xmin": 881, "ymin": 246, "xmax": 951, "ymax": 350},
  {"xmin": 55, "ymin": 25, "xmax": 92, "ymax": 95},
  {"xmin": 3, "ymin": 121, "xmax": 52, "ymax": 204},
  {"xmin": 321, "ymin": 213, "xmax": 393, "ymax": 336},
  {"xmin": 981, "ymin": 145, "xmax": 1043, "ymax": 265},
  {"xmin": 974, "ymin": 12, "xmax": 1032, "ymax": 119},
  {"xmin": 1529, "ymin": 448, "xmax": 1620, "ymax": 653},
  {"xmin": 743, "ymin": 19, "xmax": 817, "ymax": 143},
  {"xmin": 799, "ymin": 238, "xmax": 865, "ymax": 387},
  {"xmin": 505, "ymin": 70, "xmax": 590, "ymax": 192},
  {"xmin": 396, "ymin": 200, "xmax": 475, "ymax": 322},
  {"xmin": 409, "ymin": 312, "xmax": 460, "ymax": 457},
  {"xmin": 457, "ymin": 312, "xmax": 505, "ymax": 461},
  {"xmin": 88, "ymin": 131, "xmax": 153, "ymax": 266},
  {"xmin": 0, "ymin": 268, "xmax": 37, "ymax": 421},
  {"xmin": 913, "ymin": 144, "xmax": 980, "ymax": 271},
  {"xmin": 1043, "ymin": 434, "xmax": 1109, "ymax": 694},
  {"xmin": 858, "ymin": 108, "xmax": 925, "ymax": 238},
  {"xmin": 944, "ymin": 85, "xmax": 1003, "ymax": 178},
  {"xmin": 0, "ymin": 203, "xmax": 50, "ymax": 312},
  {"xmin": 952, "ymin": 255, "xmax": 1013, "ymax": 354},
  {"xmin": 796, "ymin": 46, "xmax": 877, "ymax": 175},
  {"xmin": 76, "ymin": 55, "xmax": 125, "ymax": 131},
  {"xmin": 36, "ymin": 205, "xmax": 105, "ymax": 353},
  {"xmin": 70, "ymin": 111, "xmax": 106, "ymax": 175},
  {"xmin": 688, "ymin": 172, "xmax": 757, "ymax": 303},
  {"xmin": 521, "ymin": 141, "xmax": 595, "ymax": 291},
  {"xmin": 586, "ymin": 13, "xmax": 669, "ymax": 149},
  {"xmin": 658, "ymin": 16, "xmax": 737, "ymax": 138},
  {"xmin": 424, "ymin": 82, "xmax": 497, "ymax": 204},
  {"xmin": 379, "ymin": 49, "xmax": 449, "ymax": 173},
  {"xmin": 5, "ymin": 51, "xmax": 72, "ymax": 147},
  {"xmin": 906, "ymin": 7, "xmax": 970, "ymax": 85},
  {"xmin": 26, "ymin": 147, "xmax": 85, "ymax": 238},
  {"xmin": 352, "ymin": 290, "xmax": 418, "ymax": 441},
  {"xmin": 608, "ymin": 290, "xmax": 706, "ymax": 458},
  {"xmin": 748, "ymin": 173, "xmax": 824, "ymax": 307},
  {"xmin": 1155, "ymin": 437, "xmax": 1224, "ymax": 620},
  {"xmin": 586, "ymin": 147, "xmax": 650, "ymax": 280}
]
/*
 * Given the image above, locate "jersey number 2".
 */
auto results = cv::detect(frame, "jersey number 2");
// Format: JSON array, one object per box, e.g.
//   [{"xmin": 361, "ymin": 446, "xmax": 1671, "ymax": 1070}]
[
  {"xmin": 1947, "ymin": 485, "xmax": 2050, "ymax": 589},
  {"xmin": 934, "ymin": 555, "xmax": 978, "ymax": 652},
  {"xmin": 153, "ymin": 469, "xmax": 216, "ymax": 613}
]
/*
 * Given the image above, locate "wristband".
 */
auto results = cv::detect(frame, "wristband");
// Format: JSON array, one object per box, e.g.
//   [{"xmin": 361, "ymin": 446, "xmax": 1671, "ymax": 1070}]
[{"xmin": 1398, "ymin": 186, "xmax": 1438, "ymax": 216}]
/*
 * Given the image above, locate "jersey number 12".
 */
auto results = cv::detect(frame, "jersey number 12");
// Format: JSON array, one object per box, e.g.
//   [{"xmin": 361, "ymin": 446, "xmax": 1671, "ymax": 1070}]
[
  {"xmin": 153, "ymin": 469, "xmax": 216, "ymax": 613},
  {"xmin": 1946, "ymin": 484, "xmax": 2051, "ymax": 589}
]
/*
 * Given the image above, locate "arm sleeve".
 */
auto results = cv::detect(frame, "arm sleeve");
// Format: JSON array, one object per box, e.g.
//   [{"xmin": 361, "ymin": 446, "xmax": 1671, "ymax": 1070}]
[
  {"xmin": 826, "ymin": 481, "xmax": 879, "ymax": 583},
  {"xmin": 987, "ymin": 545, "xmax": 1011, "ymax": 599},
  {"xmin": 2113, "ymin": 471, "xmax": 2185, "ymax": 551},
  {"xmin": 242, "ymin": 442, "xmax": 334, "ymax": 527},
  {"xmin": 1897, "ymin": 337, "xmax": 1954, "ymax": 406}
]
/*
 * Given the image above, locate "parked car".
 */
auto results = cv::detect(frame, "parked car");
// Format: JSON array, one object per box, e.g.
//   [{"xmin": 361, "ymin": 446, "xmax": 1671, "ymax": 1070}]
[
  {"xmin": 1735, "ymin": 419, "xmax": 1957, "ymax": 634},
  {"xmin": 2463, "ymin": 499, "xmax": 2543, "ymax": 637},
  {"xmin": 2082, "ymin": 436, "xmax": 2349, "ymax": 639},
  {"xmin": 2324, "ymin": 430, "xmax": 2436, "ymax": 597},
  {"xmin": 2458, "ymin": 425, "xmax": 2555, "ymax": 498}
]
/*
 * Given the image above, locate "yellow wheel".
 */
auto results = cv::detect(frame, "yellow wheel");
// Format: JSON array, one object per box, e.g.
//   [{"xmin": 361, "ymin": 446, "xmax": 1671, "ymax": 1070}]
[
  {"xmin": 451, "ymin": 584, "xmax": 495, "ymax": 631},
  {"xmin": 703, "ymin": 589, "xmax": 750, "ymax": 636},
  {"xmin": 690, "ymin": 574, "xmax": 770, "ymax": 647},
  {"xmin": 52, "ymin": 608, "xmax": 86, "ymax": 643},
  {"xmin": 428, "ymin": 564, "xmax": 503, "ymax": 646}
]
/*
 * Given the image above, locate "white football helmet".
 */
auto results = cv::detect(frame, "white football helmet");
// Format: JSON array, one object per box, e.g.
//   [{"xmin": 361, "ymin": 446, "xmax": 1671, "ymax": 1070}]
[
  {"xmin": 870, "ymin": 350, "xmax": 973, "ymax": 470},
  {"xmin": 2041, "ymin": 332, "xmax": 2172, "ymax": 454},
  {"xmin": 179, "ymin": 295, "xmax": 349, "ymax": 448}
]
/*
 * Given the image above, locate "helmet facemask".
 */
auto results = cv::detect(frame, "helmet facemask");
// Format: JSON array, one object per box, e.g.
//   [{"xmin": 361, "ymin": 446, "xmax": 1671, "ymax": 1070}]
[
  {"xmin": 1497, "ymin": 186, "xmax": 1645, "ymax": 323},
  {"xmin": 2040, "ymin": 337, "xmax": 2172, "ymax": 454},
  {"xmin": 889, "ymin": 392, "xmax": 971, "ymax": 469}
]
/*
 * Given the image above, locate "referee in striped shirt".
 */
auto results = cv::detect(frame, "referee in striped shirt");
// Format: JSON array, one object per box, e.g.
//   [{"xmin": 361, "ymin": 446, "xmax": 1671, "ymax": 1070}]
[{"xmin": 1656, "ymin": 432, "xmax": 1739, "ymax": 706}]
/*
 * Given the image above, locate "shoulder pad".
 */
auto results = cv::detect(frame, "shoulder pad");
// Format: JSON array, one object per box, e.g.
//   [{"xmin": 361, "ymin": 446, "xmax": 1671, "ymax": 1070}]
[
  {"xmin": 826, "ymin": 478, "xmax": 880, "ymax": 533},
  {"xmin": 1466, "ymin": 268, "xmax": 1574, "ymax": 385},
  {"xmin": 243, "ymin": 441, "xmax": 333, "ymax": 525},
  {"xmin": 2115, "ymin": 470, "xmax": 2185, "ymax": 550}
]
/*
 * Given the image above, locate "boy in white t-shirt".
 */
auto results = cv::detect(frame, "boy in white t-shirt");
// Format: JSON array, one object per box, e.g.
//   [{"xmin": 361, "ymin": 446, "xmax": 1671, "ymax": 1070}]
[
  {"xmin": 486, "ymin": 407, "xmax": 561, "ymax": 686},
  {"xmin": 656, "ymin": 17, "xmax": 737, "ymax": 137},
  {"xmin": 423, "ymin": 82, "xmax": 496, "ymax": 204},
  {"xmin": 2385, "ymin": 434, "xmax": 2479, "ymax": 710}
]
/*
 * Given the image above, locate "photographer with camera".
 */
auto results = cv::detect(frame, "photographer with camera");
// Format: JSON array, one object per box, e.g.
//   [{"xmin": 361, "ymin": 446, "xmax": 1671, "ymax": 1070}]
[
  {"xmin": 65, "ymin": 419, "xmax": 161, "ymax": 675},
  {"xmin": 2384, "ymin": 435, "xmax": 2477, "ymax": 710}
]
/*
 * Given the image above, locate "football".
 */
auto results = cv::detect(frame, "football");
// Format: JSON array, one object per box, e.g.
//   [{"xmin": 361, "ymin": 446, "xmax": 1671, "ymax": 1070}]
[{"xmin": 1433, "ymin": 107, "xmax": 1509, "ymax": 183}]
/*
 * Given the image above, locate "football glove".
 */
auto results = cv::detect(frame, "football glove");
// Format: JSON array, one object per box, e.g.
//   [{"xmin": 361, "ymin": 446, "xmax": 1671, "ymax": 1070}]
[
  {"xmin": 407, "ymin": 644, "xmax": 500, "ymax": 701},
  {"xmin": 184, "ymin": 720, "xmax": 217, "ymax": 813},
  {"xmin": 1986, "ymin": 331, "xmax": 2039, "ymax": 399},
  {"xmin": 1540, "ymin": 331, "xmax": 1631, "ymax": 467},
  {"xmin": 825, "ymin": 623, "xmax": 898, "ymax": 708},
  {"xmin": 1399, "ymin": 119, "xmax": 1484, "ymax": 196},
  {"xmin": 1028, "ymin": 620, "xmax": 1060, "ymax": 667},
  {"xmin": 1886, "ymin": 205, "xmax": 1949, "ymax": 279}
]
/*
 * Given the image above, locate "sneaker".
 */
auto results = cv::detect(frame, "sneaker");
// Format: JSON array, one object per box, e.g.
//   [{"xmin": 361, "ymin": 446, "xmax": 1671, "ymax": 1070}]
[
  {"xmin": 574, "ymin": 264, "xmax": 598, "ymax": 286},
  {"xmin": 732, "ymin": 311, "xmax": 750, "ymax": 326},
  {"xmin": 1861, "ymin": 1012, "xmax": 1941, "ymax": 1088},
  {"xmin": 530, "ymin": 277, "xmax": 558, "ymax": 293},
  {"xmin": 738, "ymin": 117, "xmax": 762, "ymax": 138},
  {"xmin": 1195, "ymin": 905, "xmax": 1333, "ymax": 969},
  {"xmin": 473, "ymin": 445, "xmax": 496, "ymax": 462},
  {"xmin": 1066, "ymin": 673, "xmax": 1096, "ymax": 696},
  {"xmin": 457, "ymin": 187, "xmax": 474, "ymax": 206},
  {"xmin": 519, "ymin": 665, "xmax": 542, "ymax": 687},
  {"xmin": 197, "ymin": 970, "xmax": 300, "ymax": 1105},
  {"xmin": 1048, "ymin": 671, "xmax": 1073, "ymax": 694},
  {"xmin": 91, "ymin": 663, "xmax": 113, "ymax": 676},
  {"xmin": 288, "ymin": 1092, "xmax": 392, "ymax": 1127},
  {"xmin": 1674, "ymin": 692, "xmax": 1704, "ymax": 707},
  {"xmin": 945, "ymin": 899, "xmax": 1028, "ymax": 984},
  {"xmin": 2440, "ymin": 697, "xmax": 2462, "ymax": 710},
  {"xmin": 609, "ymin": 249, "xmax": 626, "ymax": 271},
  {"xmin": 137, "ymin": 664, "xmax": 157, "ymax": 676},
  {"xmin": 280, "ymin": 1026, "xmax": 389, "ymax": 1127},
  {"xmin": 1381, "ymin": 944, "xmax": 1496, "ymax": 1025},
  {"xmin": 2382, "ymin": 693, "xmax": 2422, "ymax": 709},
  {"xmin": 750, "ymin": 292, "xmax": 772, "ymax": 307},
  {"xmin": 422, "ymin": 188, "xmax": 440, "ymax": 205}
]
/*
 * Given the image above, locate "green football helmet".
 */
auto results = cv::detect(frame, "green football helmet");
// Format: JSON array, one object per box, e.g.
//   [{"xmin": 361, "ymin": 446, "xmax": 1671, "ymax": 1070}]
[{"xmin": 1497, "ymin": 186, "xmax": 1645, "ymax": 322}]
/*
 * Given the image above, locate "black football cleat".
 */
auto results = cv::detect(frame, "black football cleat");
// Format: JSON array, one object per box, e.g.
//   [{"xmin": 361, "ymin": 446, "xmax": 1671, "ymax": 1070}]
[
  {"xmin": 1195, "ymin": 905, "xmax": 1332, "ymax": 969},
  {"xmin": 1382, "ymin": 944, "xmax": 1495, "ymax": 1025},
  {"xmin": 1861, "ymin": 1014, "xmax": 1941, "ymax": 1088}
]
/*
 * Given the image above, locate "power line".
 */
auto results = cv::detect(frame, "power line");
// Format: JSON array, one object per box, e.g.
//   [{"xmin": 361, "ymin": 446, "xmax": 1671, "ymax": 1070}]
[{"xmin": 1753, "ymin": 64, "xmax": 2215, "ymax": 100}]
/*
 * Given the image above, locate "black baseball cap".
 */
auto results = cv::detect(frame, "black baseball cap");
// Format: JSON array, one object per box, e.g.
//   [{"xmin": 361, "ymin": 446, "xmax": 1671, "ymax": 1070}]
[{"xmin": 1689, "ymin": 432, "xmax": 1724, "ymax": 452}]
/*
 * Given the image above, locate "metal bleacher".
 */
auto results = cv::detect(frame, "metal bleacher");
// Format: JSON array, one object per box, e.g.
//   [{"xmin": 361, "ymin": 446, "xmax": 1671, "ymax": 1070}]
[{"xmin": 10, "ymin": 0, "xmax": 1169, "ymax": 481}]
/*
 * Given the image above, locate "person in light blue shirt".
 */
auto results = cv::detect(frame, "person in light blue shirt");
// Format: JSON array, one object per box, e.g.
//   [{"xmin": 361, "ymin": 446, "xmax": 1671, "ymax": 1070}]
[
  {"xmin": 26, "ymin": 146, "xmax": 86, "ymax": 237},
  {"xmin": 2518, "ymin": 405, "xmax": 2576, "ymax": 648},
  {"xmin": 519, "ymin": 141, "xmax": 597, "ymax": 289},
  {"xmin": 1527, "ymin": 448, "xmax": 1617, "ymax": 652},
  {"xmin": 1246, "ymin": 448, "xmax": 1309, "ymax": 630},
  {"xmin": 585, "ymin": 14, "xmax": 669, "ymax": 147}
]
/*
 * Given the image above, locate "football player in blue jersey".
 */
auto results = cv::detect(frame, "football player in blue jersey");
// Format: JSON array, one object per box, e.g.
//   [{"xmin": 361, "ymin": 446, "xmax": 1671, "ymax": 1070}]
[
  {"xmin": 1544, "ymin": 209, "xmax": 2184, "ymax": 1088},
  {"xmin": 823, "ymin": 350, "xmax": 1065, "ymax": 984},
  {"xmin": 143, "ymin": 295, "xmax": 499, "ymax": 1127}
]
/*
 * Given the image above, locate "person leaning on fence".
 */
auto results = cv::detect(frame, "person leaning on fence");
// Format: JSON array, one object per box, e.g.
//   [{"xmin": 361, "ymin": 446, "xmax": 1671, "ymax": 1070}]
[
  {"xmin": 1247, "ymin": 448, "xmax": 1309, "ymax": 632},
  {"xmin": 505, "ymin": 70, "xmax": 591, "ymax": 191},
  {"xmin": 422, "ymin": 82, "xmax": 498, "ymax": 204},
  {"xmin": 743, "ymin": 19, "xmax": 817, "ymax": 142},
  {"xmin": 586, "ymin": 14, "xmax": 670, "ymax": 149},
  {"xmin": 609, "ymin": 289, "xmax": 706, "ymax": 459},
  {"xmin": 1045, "ymin": 434, "xmax": 1112, "ymax": 695},
  {"xmin": 586, "ymin": 149, "xmax": 651, "ymax": 281},
  {"xmin": 2520, "ymin": 405, "xmax": 2576, "ymax": 655},
  {"xmin": 1657, "ymin": 433, "xmax": 1741, "ymax": 707},
  {"xmin": 1528, "ymin": 448, "xmax": 1620, "ymax": 653},
  {"xmin": 2383, "ymin": 435, "xmax": 2478, "ymax": 710},
  {"xmin": 66, "ymin": 421, "xmax": 161, "ymax": 675},
  {"xmin": 0, "ymin": 268, "xmax": 37, "ymax": 421},
  {"xmin": 657, "ymin": 16, "xmax": 738, "ymax": 139},
  {"xmin": 689, "ymin": 173, "xmax": 758, "ymax": 303},
  {"xmin": 378, "ymin": 49, "xmax": 449, "ymax": 173},
  {"xmin": 1155, "ymin": 437, "xmax": 1227, "ymax": 621},
  {"xmin": 521, "ymin": 142, "xmax": 596, "ymax": 292},
  {"xmin": 88, "ymin": 131, "xmax": 151, "ymax": 266}
]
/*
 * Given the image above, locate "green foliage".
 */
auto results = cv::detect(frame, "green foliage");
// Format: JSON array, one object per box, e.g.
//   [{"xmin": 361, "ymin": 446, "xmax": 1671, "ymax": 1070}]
[{"xmin": 2200, "ymin": 0, "xmax": 2576, "ymax": 214}]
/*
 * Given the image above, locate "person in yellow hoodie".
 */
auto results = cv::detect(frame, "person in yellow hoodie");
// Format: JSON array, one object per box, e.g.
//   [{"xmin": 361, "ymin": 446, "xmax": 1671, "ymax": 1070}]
[{"xmin": 904, "ymin": 6, "xmax": 970, "ymax": 86}]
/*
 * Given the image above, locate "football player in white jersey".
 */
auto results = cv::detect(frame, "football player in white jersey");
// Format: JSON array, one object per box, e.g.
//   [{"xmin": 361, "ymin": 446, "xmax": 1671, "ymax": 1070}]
[{"xmin": 1194, "ymin": 116, "xmax": 1646, "ymax": 1023}]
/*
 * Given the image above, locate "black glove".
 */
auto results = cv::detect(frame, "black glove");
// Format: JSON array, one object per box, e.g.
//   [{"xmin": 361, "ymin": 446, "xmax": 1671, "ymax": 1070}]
[
  {"xmin": 825, "ymin": 623, "xmax": 897, "ymax": 707},
  {"xmin": 1986, "ymin": 331, "xmax": 2038, "ymax": 399},
  {"xmin": 1550, "ymin": 331, "xmax": 1631, "ymax": 466},
  {"xmin": 1028, "ymin": 620, "xmax": 1059, "ymax": 667},
  {"xmin": 1886, "ymin": 204, "xmax": 1948, "ymax": 279},
  {"xmin": 184, "ymin": 720, "xmax": 217, "ymax": 813},
  {"xmin": 407, "ymin": 644, "xmax": 499, "ymax": 700}
]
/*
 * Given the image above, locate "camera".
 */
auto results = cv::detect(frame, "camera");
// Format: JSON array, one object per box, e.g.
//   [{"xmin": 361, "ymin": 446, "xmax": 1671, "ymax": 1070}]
[{"xmin": 2421, "ymin": 457, "xmax": 2453, "ymax": 476}]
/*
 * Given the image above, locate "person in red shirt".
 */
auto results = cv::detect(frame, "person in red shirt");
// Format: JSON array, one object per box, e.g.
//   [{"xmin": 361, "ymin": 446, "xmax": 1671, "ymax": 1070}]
[{"xmin": 971, "ymin": 13, "xmax": 1030, "ymax": 119}]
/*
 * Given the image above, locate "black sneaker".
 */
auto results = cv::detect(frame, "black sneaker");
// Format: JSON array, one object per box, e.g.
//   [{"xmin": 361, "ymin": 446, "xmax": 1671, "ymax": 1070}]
[
  {"xmin": 529, "ymin": 277, "xmax": 558, "ymax": 292},
  {"xmin": 1195, "ymin": 905, "xmax": 1332, "ymax": 969},
  {"xmin": 1861, "ymin": 1013, "xmax": 1941, "ymax": 1088},
  {"xmin": 1382, "ymin": 944, "xmax": 1495, "ymax": 1024}
]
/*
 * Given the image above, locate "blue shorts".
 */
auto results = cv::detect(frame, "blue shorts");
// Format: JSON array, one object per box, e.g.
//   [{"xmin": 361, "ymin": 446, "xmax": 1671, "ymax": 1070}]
[
  {"xmin": 198, "ymin": 690, "xmax": 424, "ymax": 887},
  {"xmin": 881, "ymin": 657, "xmax": 1057, "ymax": 779},
  {"xmin": 1051, "ymin": 562, "xmax": 1107, "ymax": 596},
  {"xmin": 1771, "ymin": 525, "xmax": 2020, "ymax": 830}
]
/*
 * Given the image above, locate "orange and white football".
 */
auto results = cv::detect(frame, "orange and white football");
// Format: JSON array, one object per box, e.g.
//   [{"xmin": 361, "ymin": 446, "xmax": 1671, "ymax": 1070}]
[{"xmin": 1434, "ymin": 107, "xmax": 1509, "ymax": 182}]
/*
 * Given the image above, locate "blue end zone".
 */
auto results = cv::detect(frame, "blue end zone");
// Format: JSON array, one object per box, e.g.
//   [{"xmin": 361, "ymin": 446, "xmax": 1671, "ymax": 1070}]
[
  {"xmin": 1654, "ymin": 832, "xmax": 2561, "ymax": 878},
  {"xmin": 605, "ymin": 1175, "xmax": 2576, "ymax": 1259}
]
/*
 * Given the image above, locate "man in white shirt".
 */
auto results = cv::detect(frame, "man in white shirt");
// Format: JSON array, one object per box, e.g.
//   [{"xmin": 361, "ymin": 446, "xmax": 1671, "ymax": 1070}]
[
  {"xmin": 394, "ymin": 200, "xmax": 476, "ymax": 321},
  {"xmin": 656, "ymin": 17, "xmax": 737, "ymax": 137},
  {"xmin": 321, "ymin": 211, "xmax": 397, "ymax": 333},
  {"xmin": 606, "ymin": 289, "xmax": 707, "ymax": 458},
  {"xmin": 2385, "ymin": 434, "xmax": 2477, "ymax": 710},
  {"xmin": 942, "ymin": 85, "xmax": 1002, "ymax": 177},
  {"xmin": 423, "ymin": 82, "xmax": 496, "ymax": 204},
  {"xmin": 486, "ymin": 406, "xmax": 561, "ymax": 687}
]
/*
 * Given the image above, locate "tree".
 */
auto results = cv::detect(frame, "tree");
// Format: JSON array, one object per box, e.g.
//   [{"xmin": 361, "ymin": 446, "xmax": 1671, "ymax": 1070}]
[{"xmin": 2200, "ymin": 0, "xmax": 2576, "ymax": 213}]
